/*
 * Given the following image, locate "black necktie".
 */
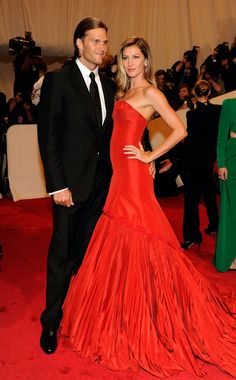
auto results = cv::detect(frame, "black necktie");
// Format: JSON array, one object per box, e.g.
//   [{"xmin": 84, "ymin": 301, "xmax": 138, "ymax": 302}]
[{"xmin": 89, "ymin": 72, "xmax": 102, "ymax": 128}]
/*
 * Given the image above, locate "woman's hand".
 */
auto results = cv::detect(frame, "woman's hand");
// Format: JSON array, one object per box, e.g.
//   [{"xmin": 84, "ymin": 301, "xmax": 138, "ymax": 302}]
[
  {"xmin": 218, "ymin": 167, "xmax": 228, "ymax": 181},
  {"xmin": 123, "ymin": 142, "xmax": 152, "ymax": 163},
  {"xmin": 149, "ymin": 161, "xmax": 156, "ymax": 179}
]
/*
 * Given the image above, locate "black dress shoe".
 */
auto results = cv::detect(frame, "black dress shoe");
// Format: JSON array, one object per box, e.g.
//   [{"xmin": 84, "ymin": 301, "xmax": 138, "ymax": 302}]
[
  {"xmin": 40, "ymin": 327, "xmax": 58, "ymax": 354},
  {"xmin": 204, "ymin": 227, "xmax": 217, "ymax": 235},
  {"xmin": 181, "ymin": 239, "xmax": 201, "ymax": 250}
]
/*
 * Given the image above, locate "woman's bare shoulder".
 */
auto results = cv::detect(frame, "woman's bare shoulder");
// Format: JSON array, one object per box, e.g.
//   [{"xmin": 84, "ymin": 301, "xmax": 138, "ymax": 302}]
[{"xmin": 144, "ymin": 85, "xmax": 167, "ymax": 104}]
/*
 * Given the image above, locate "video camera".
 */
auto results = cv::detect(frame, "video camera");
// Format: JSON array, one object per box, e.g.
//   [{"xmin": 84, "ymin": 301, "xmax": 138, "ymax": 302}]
[{"xmin": 8, "ymin": 31, "xmax": 41, "ymax": 56}]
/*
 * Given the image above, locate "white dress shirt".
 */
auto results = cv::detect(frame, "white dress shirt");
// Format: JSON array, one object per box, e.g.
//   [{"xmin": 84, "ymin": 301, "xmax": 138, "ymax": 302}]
[{"xmin": 76, "ymin": 58, "xmax": 106, "ymax": 124}]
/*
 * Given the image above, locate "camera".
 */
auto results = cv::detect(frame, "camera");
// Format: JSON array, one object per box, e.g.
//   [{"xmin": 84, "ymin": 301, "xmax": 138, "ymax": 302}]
[
  {"xmin": 8, "ymin": 31, "xmax": 41, "ymax": 56},
  {"xmin": 183, "ymin": 95, "xmax": 195, "ymax": 110}
]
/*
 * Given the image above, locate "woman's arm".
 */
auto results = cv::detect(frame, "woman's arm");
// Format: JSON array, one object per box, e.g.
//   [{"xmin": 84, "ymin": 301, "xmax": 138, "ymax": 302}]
[{"xmin": 124, "ymin": 88, "xmax": 187, "ymax": 163}]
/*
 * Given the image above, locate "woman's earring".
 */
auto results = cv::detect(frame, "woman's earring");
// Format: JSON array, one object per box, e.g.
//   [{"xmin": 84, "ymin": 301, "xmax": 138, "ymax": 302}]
[{"xmin": 144, "ymin": 61, "xmax": 148, "ymax": 67}]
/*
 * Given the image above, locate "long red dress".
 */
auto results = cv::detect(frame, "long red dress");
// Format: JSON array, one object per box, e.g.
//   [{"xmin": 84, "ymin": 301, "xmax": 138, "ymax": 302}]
[{"xmin": 61, "ymin": 100, "xmax": 236, "ymax": 378}]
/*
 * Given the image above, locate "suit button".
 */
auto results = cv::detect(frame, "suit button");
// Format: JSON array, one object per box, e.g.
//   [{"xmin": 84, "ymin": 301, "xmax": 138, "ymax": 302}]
[{"xmin": 97, "ymin": 152, "xmax": 100, "ymax": 156}]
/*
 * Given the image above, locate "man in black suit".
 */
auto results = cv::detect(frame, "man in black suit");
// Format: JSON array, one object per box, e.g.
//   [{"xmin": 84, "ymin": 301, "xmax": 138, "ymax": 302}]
[
  {"xmin": 181, "ymin": 80, "xmax": 221, "ymax": 250},
  {"xmin": 37, "ymin": 18, "xmax": 115, "ymax": 354}
]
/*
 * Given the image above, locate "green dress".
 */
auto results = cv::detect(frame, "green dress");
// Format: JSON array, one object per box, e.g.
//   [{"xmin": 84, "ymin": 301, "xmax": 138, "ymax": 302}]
[{"xmin": 214, "ymin": 98, "xmax": 236, "ymax": 272}]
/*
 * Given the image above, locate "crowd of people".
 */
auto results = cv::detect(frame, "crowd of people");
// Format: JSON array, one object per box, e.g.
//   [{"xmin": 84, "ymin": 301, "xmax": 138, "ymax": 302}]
[{"xmin": 155, "ymin": 39, "xmax": 236, "ymax": 109}]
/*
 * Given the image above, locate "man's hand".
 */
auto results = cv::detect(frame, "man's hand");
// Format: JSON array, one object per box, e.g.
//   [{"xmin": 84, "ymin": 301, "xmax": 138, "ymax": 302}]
[
  {"xmin": 159, "ymin": 159, "xmax": 173, "ymax": 173},
  {"xmin": 53, "ymin": 189, "xmax": 74, "ymax": 207}
]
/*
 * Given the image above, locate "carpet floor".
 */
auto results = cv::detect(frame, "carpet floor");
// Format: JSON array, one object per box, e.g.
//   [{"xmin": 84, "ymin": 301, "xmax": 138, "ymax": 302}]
[{"xmin": 0, "ymin": 194, "xmax": 235, "ymax": 380}]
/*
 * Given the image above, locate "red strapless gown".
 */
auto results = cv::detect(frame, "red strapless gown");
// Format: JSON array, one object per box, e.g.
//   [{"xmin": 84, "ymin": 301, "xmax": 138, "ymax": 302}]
[{"xmin": 61, "ymin": 100, "xmax": 236, "ymax": 378}]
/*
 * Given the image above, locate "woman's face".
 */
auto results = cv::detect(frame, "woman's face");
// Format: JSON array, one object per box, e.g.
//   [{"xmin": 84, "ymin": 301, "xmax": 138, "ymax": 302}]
[{"xmin": 122, "ymin": 45, "xmax": 146, "ymax": 79}]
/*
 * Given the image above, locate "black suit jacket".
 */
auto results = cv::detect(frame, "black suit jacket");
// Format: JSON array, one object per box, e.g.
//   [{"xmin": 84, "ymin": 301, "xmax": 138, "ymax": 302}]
[
  {"xmin": 37, "ymin": 62, "xmax": 115, "ymax": 203},
  {"xmin": 184, "ymin": 102, "xmax": 222, "ymax": 172}
]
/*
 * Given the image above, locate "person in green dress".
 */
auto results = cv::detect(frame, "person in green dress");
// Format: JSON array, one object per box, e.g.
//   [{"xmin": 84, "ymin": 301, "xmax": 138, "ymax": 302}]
[{"xmin": 214, "ymin": 98, "xmax": 236, "ymax": 271}]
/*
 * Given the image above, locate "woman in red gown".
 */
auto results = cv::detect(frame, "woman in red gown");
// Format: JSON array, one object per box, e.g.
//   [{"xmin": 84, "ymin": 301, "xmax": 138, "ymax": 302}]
[{"xmin": 61, "ymin": 37, "xmax": 236, "ymax": 378}]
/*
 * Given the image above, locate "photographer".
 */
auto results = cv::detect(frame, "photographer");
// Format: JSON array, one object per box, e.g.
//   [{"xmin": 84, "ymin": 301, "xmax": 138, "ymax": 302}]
[
  {"xmin": 220, "ymin": 44, "xmax": 236, "ymax": 93},
  {"xmin": 171, "ymin": 47, "xmax": 199, "ymax": 90},
  {"xmin": 154, "ymin": 69, "xmax": 176, "ymax": 107},
  {"xmin": 201, "ymin": 43, "xmax": 223, "ymax": 72},
  {"xmin": 172, "ymin": 83, "xmax": 195, "ymax": 111},
  {"xmin": 99, "ymin": 54, "xmax": 118, "ymax": 80},
  {"xmin": 199, "ymin": 43, "xmax": 228, "ymax": 97},
  {"xmin": 199, "ymin": 63, "xmax": 225, "ymax": 98},
  {"xmin": 10, "ymin": 32, "xmax": 47, "ymax": 98},
  {"xmin": 7, "ymin": 92, "xmax": 36, "ymax": 127}
]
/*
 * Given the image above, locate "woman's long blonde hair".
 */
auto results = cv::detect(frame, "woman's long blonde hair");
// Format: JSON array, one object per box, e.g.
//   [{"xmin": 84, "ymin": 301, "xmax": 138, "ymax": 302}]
[{"xmin": 116, "ymin": 37, "xmax": 155, "ymax": 99}]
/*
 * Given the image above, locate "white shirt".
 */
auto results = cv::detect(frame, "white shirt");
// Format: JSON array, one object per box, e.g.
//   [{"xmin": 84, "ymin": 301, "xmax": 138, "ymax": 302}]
[
  {"xmin": 76, "ymin": 58, "xmax": 106, "ymax": 124},
  {"xmin": 31, "ymin": 75, "xmax": 45, "ymax": 105}
]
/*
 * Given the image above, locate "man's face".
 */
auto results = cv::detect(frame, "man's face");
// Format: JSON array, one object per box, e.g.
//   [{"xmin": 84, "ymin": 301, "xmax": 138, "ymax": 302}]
[
  {"xmin": 76, "ymin": 28, "xmax": 108, "ymax": 70},
  {"xmin": 185, "ymin": 60, "xmax": 191, "ymax": 69},
  {"xmin": 157, "ymin": 75, "xmax": 165, "ymax": 85},
  {"xmin": 179, "ymin": 87, "xmax": 189, "ymax": 100}
]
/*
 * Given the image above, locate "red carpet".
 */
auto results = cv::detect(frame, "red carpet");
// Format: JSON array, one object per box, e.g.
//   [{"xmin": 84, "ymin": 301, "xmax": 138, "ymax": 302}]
[{"xmin": 0, "ymin": 194, "xmax": 235, "ymax": 380}]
